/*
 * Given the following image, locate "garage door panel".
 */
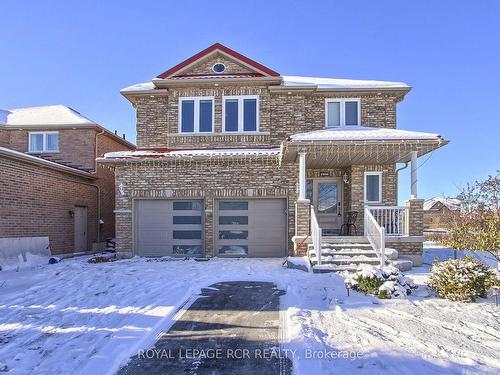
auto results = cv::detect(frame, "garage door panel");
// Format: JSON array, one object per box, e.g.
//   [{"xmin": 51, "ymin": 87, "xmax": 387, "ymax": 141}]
[
  {"xmin": 217, "ymin": 199, "xmax": 286, "ymax": 258},
  {"xmin": 135, "ymin": 199, "xmax": 204, "ymax": 257}
]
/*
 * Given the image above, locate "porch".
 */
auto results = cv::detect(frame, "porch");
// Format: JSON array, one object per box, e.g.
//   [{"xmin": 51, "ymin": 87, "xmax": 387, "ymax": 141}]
[{"xmin": 283, "ymin": 127, "xmax": 447, "ymax": 271}]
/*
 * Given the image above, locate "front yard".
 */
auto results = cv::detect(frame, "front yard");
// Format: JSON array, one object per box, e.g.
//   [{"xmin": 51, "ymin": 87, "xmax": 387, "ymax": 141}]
[{"xmin": 0, "ymin": 246, "xmax": 498, "ymax": 374}]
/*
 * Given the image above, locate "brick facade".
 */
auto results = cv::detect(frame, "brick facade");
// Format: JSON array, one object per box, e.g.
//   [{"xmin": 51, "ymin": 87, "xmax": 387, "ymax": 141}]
[
  {"xmin": 0, "ymin": 156, "xmax": 98, "ymax": 255},
  {"xmin": 114, "ymin": 157, "xmax": 296, "ymax": 257},
  {"xmin": 0, "ymin": 127, "xmax": 134, "ymax": 255}
]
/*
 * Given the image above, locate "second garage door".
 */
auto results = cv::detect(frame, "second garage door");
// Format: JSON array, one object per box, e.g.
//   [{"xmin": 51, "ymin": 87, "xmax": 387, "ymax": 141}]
[{"xmin": 216, "ymin": 199, "xmax": 287, "ymax": 257}]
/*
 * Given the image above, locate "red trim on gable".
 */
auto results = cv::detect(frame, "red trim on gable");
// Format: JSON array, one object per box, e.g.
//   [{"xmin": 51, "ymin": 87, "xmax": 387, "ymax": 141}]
[{"xmin": 156, "ymin": 43, "xmax": 280, "ymax": 79}]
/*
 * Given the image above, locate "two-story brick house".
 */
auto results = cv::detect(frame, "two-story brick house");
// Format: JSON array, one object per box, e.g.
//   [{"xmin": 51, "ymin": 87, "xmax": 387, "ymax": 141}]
[
  {"xmin": 99, "ymin": 43, "xmax": 448, "ymax": 271},
  {"xmin": 0, "ymin": 105, "xmax": 135, "ymax": 257}
]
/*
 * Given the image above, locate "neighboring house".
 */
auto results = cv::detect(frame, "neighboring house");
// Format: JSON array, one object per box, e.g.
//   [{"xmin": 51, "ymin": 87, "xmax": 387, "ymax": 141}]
[
  {"xmin": 0, "ymin": 105, "xmax": 135, "ymax": 256},
  {"xmin": 98, "ymin": 43, "xmax": 448, "ymax": 270},
  {"xmin": 423, "ymin": 197, "xmax": 461, "ymax": 230}
]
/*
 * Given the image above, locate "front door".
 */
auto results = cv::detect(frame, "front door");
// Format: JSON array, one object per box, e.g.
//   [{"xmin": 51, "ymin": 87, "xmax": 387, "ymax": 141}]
[
  {"xmin": 312, "ymin": 178, "xmax": 342, "ymax": 234},
  {"xmin": 74, "ymin": 206, "xmax": 88, "ymax": 253}
]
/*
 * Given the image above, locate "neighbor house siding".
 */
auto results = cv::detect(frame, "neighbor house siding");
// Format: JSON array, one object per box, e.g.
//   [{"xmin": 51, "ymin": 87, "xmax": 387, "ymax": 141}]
[{"xmin": 0, "ymin": 156, "xmax": 98, "ymax": 255}]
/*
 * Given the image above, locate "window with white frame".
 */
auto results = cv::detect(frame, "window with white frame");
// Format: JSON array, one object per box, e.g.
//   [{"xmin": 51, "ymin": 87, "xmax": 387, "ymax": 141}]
[
  {"xmin": 325, "ymin": 98, "xmax": 360, "ymax": 127},
  {"xmin": 28, "ymin": 131, "xmax": 59, "ymax": 153},
  {"xmin": 364, "ymin": 171, "xmax": 382, "ymax": 203},
  {"xmin": 223, "ymin": 95, "xmax": 259, "ymax": 132},
  {"xmin": 178, "ymin": 97, "xmax": 214, "ymax": 133}
]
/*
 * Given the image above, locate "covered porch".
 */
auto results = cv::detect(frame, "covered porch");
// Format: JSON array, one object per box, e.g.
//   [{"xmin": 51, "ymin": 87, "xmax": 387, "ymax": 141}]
[{"xmin": 282, "ymin": 126, "xmax": 448, "ymax": 269}]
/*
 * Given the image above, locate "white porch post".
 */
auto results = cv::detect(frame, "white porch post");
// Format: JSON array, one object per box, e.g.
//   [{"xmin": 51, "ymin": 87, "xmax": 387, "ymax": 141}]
[
  {"xmin": 410, "ymin": 150, "xmax": 418, "ymax": 199},
  {"xmin": 298, "ymin": 152, "xmax": 307, "ymax": 200}
]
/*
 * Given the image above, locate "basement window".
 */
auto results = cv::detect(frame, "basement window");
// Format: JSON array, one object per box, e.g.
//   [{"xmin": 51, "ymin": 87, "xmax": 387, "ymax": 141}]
[
  {"xmin": 223, "ymin": 95, "xmax": 259, "ymax": 132},
  {"xmin": 325, "ymin": 99, "xmax": 360, "ymax": 127},
  {"xmin": 179, "ymin": 97, "xmax": 214, "ymax": 133},
  {"xmin": 28, "ymin": 131, "xmax": 59, "ymax": 153}
]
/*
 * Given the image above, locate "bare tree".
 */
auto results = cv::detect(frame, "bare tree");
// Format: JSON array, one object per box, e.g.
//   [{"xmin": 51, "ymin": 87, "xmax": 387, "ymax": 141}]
[{"xmin": 441, "ymin": 172, "xmax": 500, "ymax": 267}]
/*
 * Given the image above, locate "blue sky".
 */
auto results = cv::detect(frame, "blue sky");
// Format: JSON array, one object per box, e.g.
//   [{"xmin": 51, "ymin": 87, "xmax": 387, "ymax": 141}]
[{"xmin": 1, "ymin": 0, "xmax": 499, "ymax": 202}]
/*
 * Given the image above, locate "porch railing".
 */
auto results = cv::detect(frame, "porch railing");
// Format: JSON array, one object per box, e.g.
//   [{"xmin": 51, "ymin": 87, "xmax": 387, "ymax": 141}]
[
  {"xmin": 367, "ymin": 206, "xmax": 408, "ymax": 236},
  {"xmin": 310, "ymin": 205, "xmax": 323, "ymax": 266},
  {"xmin": 364, "ymin": 207, "xmax": 386, "ymax": 266}
]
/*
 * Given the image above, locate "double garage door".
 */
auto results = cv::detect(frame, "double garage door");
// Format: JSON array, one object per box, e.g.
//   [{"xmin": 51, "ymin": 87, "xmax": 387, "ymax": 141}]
[{"xmin": 135, "ymin": 199, "xmax": 286, "ymax": 258}]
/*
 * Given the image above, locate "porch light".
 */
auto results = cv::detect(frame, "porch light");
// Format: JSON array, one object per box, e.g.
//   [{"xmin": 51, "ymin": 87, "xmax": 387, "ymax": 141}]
[{"xmin": 343, "ymin": 172, "xmax": 350, "ymax": 185}]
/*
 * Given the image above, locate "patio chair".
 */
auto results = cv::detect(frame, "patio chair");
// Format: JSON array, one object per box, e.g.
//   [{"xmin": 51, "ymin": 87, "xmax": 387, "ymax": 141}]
[{"xmin": 340, "ymin": 211, "xmax": 358, "ymax": 236}]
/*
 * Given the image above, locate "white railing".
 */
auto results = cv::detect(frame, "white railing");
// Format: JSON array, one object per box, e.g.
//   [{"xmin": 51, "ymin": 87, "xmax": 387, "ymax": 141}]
[
  {"xmin": 364, "ymin": 207, "xmax": 386, "ymax": 266},
  {"xmin": 367, "ymin": 206, "xmax": 408, "ymax": 236},
  {"xmin": 310, "ymin": 205, "xmax": 323, "ymax": 266}
]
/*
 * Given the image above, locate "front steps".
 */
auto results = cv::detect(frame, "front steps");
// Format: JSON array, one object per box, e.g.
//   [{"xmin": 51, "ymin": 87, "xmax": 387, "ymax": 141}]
[{"xmin": 308, "ymin": 237, "xmax": 412, "ymax": 273}]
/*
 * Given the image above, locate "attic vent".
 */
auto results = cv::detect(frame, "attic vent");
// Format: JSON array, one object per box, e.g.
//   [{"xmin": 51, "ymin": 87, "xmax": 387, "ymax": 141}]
[{"xmin": 212, "ymin": 63, "xmax": 226, "ymax": 73}]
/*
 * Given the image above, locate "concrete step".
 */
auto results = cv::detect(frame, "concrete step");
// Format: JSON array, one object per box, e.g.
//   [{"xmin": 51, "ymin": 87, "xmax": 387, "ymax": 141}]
[
  {"xmin": 312, "ymin": 264, "xmax": 358, "ymax": 273},
  {"xmin": 322, "ymin": 236, "xmax": 369, "ymax": 244},
  {"xmin": 310, "ymin": 256, "xmax": 381, "ymax": 266},
  {"xmin": 308, "ymin": 247, "xmax": 398, "ymax": 260},
  {"xmin": 308, "ymin": 243, "xmax": 373, "ymax": 250}
]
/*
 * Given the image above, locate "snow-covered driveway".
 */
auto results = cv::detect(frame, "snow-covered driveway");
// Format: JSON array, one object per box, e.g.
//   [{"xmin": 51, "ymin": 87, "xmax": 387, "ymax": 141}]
[{"xmin": 0, "ymin": 254, "xmax": 499, "ymax": 374}]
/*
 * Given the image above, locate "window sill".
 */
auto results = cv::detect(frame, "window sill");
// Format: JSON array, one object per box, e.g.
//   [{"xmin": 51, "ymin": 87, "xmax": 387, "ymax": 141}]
[
  {"xmin": 27, "ymin": 151, "xmax": 60, "ymax": 154},
  {"xmin": 172, "ymin": 132, "xmax": 270, "ymax": 137}
]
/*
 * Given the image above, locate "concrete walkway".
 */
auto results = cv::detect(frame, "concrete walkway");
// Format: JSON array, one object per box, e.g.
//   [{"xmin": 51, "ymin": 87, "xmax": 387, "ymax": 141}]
[{"xmin": 119, "ymin": 281, "xmax": 292, "ymax": 375}]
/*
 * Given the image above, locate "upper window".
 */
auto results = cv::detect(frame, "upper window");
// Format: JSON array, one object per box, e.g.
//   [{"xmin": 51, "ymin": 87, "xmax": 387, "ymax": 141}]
[
  {"xmin": 179, "ymin": 97, "xmax": 214, "ymax": 133},
  {"xmin": 364, "ymin": 172, "xmax": 382, "ymax": 203},
  {"xmin": 325, "ymin": 99, "xmax": 360, "ymax": 127},
  {"xmin": 28, "ymin": 131, "xmax": 59, "ymax": 153},
  {"xmin": 212, "ymin": 63, "xmax": 226, "ymax": 73},
  {"xmin": 223, "ymin": 96, "xmax": 259, "ymax": 132}
]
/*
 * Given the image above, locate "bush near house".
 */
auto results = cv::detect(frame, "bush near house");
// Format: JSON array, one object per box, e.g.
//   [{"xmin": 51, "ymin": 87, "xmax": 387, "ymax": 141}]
[
  {"xmin": 428, "ymin": 256, "xmax": 500, "ymax": 302},
  {"xmin": 347, "ymin": 265, "xmax": 416, "ymax": 299}
]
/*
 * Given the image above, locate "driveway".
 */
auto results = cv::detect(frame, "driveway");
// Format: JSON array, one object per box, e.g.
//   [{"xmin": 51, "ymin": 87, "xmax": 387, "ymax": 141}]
[{"xmin": 118, "ymin": 281, "xmax": 292, "ymax": 375}]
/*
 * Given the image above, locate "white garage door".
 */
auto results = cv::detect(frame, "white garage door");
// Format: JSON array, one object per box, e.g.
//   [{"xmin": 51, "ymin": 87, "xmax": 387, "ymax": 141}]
[
  {"xmin": 135, "ymin": 199, "xmax": 204, "ymax": 257},
  {"xmin": 216, "ymin": 199, "xmax": 287, "ymax": 257}
]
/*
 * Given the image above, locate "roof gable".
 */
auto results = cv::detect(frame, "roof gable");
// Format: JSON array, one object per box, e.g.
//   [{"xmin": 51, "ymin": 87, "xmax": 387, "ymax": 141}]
[{"xmin": 156, "ymin": 43, "xmax": 280, "ymax": 79}]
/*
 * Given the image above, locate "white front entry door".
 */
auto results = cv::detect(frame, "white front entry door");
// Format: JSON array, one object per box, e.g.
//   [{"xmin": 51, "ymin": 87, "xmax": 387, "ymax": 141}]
[{"xmin": 312, "ymin": 178, "xmax": 342, "ymax": 234}]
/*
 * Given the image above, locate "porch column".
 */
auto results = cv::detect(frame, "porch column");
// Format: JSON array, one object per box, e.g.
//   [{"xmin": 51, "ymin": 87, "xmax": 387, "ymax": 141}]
[
  {"xmin": 298, "ymin": 152, "xmax": 307, "ymax": 201},
  {"xmin": 410, "ymin": 151, "xmax": 418, "ymax": 199}
]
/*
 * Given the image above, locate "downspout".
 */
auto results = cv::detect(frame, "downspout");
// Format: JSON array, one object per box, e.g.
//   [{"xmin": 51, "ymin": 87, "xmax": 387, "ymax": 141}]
[
  {"xmin": 395, "ymin": 161, "xmax": 409, "ymax": 174},
  {"xmin": 92, "ymin": 129, "xmax": 106, "ymax": 244}
]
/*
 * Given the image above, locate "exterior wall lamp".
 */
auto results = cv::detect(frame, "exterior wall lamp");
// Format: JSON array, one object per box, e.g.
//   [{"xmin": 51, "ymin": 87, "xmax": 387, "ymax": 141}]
[{"xmin": 343, "ymin": 172, "xmax": 350, "ymax": 185}]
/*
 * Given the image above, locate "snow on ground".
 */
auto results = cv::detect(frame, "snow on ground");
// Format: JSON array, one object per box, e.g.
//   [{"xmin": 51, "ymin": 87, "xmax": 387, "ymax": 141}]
[{"xmin": 0, "ymin": 248, "xmax": 499, "ymax": 375}]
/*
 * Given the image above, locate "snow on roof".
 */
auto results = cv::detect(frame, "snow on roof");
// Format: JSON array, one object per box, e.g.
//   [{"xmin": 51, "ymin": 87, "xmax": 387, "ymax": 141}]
[
  {"xmin": 101, "ymin": 147, "xmax": 281, "ymax": 160},
  {"xmin": 121, "ymin": 75, "xmax": 410, "ymax": 93},
  {"xmin": 120, "ymin": 81, "xmax": 156, "ymax": 93},
  {"xmin": 424, "ymin": 197, "xmax": 462, "ymax": 211},
  {"xmin": 290, "ymin": 126, "xmax": 444, "ymax": 142},
  {"xmin": 282, "ymin": 76, "xmax": 410, "ymax": 90},
  {"xmin": 0, "ymin": 105, "xmax": 97, "ymax": 126}
]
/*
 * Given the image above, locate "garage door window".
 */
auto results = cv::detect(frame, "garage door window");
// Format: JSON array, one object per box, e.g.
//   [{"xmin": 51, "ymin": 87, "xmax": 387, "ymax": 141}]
[
  {"xmin": 219, "ymin": 216, "xmax": 248, "ymax": 225},
  {"xmin": 173, "ymin": 201, "xmax": 203, "ymax": 211},
  {"xmin": 173, "ymin": 216, "xmax": 202, "ymax": 225},
  {"xmin": 219, "ymin": 230, "xmax": 248, "ymax": 240},
  {"xmin": 219, "ymin": 201, "xmax": 248, "ymax": 210},
  {"xmin": 219, "ymin": 245, "xmax": 248, "ymax": 255},
  {"xmin": 173, "ymin": 245, "xmax": 202, "ymax": 256},
  {"xmin": 173, "ymin": 230, "xmax": 202, "ymax": 239}
]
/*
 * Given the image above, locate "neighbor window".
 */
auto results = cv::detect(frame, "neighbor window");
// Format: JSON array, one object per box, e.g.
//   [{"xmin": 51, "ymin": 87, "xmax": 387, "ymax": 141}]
[
  {"xmin": 325, "ymin": 99, "xmax": 360, "ymax": 127},
  {"xmin": 179, "ymin": 97, "xmax": 214, "ymax": 133},
  {"xmin": 364, "ymin": 172, "xmax": 382, "ymax": 203},
  {"xmin": 223, "ymin": 96, "xmax": 259, "ymax": 132},
  {"xmin": 28, "ymin": 132, "xmax": 59, "ymax": 153}
]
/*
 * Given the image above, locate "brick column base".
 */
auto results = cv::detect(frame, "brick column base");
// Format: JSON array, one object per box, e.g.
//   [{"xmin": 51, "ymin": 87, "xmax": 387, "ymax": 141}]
[
  {"xmin": 405, "ymin": 199, "xmax": 424, "ymax": 236},
  {"xmin": 293, "ymin": 199, "xmax": 310, "ymax": 256}
]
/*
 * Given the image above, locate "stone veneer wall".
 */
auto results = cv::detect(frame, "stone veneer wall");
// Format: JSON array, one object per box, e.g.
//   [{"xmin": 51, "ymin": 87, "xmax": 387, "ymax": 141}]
[
  {"xmin": 114, "ymin": 157, "xmax": 297, "ymax": 257},
  {"xmin": 135, "ymin": 86, "xmax": 399, "ymax": 149}
]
